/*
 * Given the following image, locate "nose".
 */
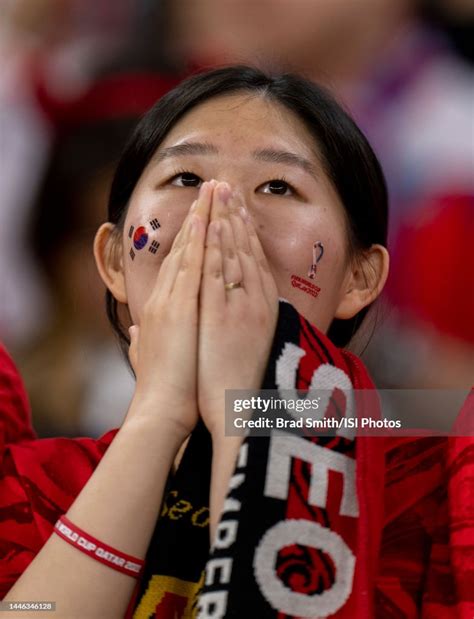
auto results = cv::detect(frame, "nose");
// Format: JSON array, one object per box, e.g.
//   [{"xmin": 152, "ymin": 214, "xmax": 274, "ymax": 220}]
[{"xmin": 213, "ymin": 178, "xmax": 252, "ymax": 213}]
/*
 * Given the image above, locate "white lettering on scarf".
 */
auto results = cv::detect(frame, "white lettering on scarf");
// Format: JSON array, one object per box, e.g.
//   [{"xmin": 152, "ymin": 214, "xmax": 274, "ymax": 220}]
[
  {"xmin": 265, "ymin": 433, "xmax": 358, "ymax": 518},
  {"xmin": 276, "ymin": 342, "xmax": 356, "ymax": 440},
  {"xmin": 198, "ymin": 339, "xmax": 359, "ymax": 618},
  {"xmin": 254, "ymin": 520, "xmax": 356, "ymax": 617},
  {"xmin": 197, "ymin": 443, "xmax": 248, "ymax": 618},
  {"xmin": 251, "ymin": 346, "xmax": 358, "ymax": 616}
]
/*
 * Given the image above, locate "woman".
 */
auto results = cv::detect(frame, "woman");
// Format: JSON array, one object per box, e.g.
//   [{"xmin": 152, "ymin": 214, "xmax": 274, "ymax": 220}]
[{"xmin": 2, "ymin": 67, "xmax": 469, "ymax": 618}]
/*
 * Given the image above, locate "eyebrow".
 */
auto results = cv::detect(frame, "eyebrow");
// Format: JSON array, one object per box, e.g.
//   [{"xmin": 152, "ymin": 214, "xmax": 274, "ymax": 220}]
[
  {"xmin": 253, "ymin": 148, "xmax": 319, "ymax": 181},
  {"xmin": 153, "ymin": 141, "xmax": 319, "ymax": 180},
  {"xmin": 153, "ymin": 142, "xmax": 218, "ymax": 162}
]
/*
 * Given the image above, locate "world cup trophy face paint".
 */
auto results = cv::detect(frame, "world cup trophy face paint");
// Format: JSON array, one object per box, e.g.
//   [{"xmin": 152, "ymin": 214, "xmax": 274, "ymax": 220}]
[
  {"xmin": 290, "ymin": 241, "xmax": 324, "ymax": 299},
  {"xmin": 128, "ymin": 220, "xmax": 161, "ymax": 261},
  {"xmin": 308, "ymin": 241, "xmax": 324, "ymax": 279}
]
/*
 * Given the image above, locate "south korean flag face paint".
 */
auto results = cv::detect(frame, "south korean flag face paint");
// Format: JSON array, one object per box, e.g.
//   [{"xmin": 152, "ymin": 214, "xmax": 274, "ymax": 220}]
[{"xmin": 128, "ymin": 219, "xmax": 161, "ymax": 261}]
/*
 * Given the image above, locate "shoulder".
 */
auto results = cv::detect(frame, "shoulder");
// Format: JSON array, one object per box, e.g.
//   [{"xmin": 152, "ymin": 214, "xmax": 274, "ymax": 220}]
[{"xmin": 0, "ymin": 427, "xmax": 119, "ymax": 598}]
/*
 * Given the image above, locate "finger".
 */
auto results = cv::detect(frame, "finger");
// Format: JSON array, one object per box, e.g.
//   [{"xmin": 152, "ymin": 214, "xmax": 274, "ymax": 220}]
[
  {"xmin": 228, "ymin": 196, "xmax": 262, "ymax": 297},
  {"xmin": 201, "ymin": 220, "xmax": 225, "ymax": 314},
  {"xmin": 210, "ymin": 181, "xmax": 231, "ymax": 221},
  {"xmin": 193, "ymin": 179, "xmax": 216, "ymax": 227},
  {"xmin": 213, "ymin": 183, "xmax": 242, "ymax": 287},
  {"xmin": 221, "ymin": 217, "xmax": 243, "ymax": 288},
  {"xmin": 241, "ymin": 208, "xmax": 279, "ymax": 304},
  {"xmin": 175, "ymin": 181, "xmax": 213, "ymax": 251},
  {"xmin": 158, "ymin": 181, "xmax": 214, "ymax": 297},
  {"xmin": 154, "ymin": 212, "xmax": 195, "ymax": 298},
  {"xmin": 170, "ymin": 214, "xmax": 206, "ymax": 301}
]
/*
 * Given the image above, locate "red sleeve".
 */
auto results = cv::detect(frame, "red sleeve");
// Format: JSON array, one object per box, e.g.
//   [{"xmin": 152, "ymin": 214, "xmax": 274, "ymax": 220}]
[
  {"xmin": 422, "ymin": 392, "xmax": 474, "ymax": 618},
  {"xmin": 0, "ymin": 343, "xmax": 36, "ymax": 445},
  {"xmin": 0, "ymin": 430, "xmax": 119, "ymax": 598},
  {"xmin": 0, "ymin": 342, "xmax": 119, "ymax": 598},
  {"xmin": 376, "ymin": 437, "xmax": 447, "ymax": 617},
  {"xmin": 376, "ymin": 393, "xmax": 474, "ymax": 618}
]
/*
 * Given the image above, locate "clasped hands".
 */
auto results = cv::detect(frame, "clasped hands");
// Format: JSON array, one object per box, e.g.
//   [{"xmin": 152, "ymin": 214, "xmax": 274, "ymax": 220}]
[{"xmin": 128, "ymin": 181, "xmax": 279, "ymax": 441}]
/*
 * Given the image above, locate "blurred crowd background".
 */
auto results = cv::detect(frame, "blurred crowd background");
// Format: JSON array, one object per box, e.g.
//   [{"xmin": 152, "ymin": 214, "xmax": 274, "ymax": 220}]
[{"xmin": 1, "ymin": 0, "xmax": 472, "ymax": 438}]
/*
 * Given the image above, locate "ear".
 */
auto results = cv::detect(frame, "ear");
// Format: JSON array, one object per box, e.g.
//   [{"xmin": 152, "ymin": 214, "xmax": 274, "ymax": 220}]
[
  {"xmin": 93, "ymin": 223, "xmax": 128, "ymax": 303},
  {"xmin": 335, "ymin": 244, "xmax": 389, "ymax": 319}
]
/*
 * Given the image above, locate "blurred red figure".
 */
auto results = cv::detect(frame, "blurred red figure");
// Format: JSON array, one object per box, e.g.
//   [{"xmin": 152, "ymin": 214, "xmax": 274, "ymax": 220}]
[{"xmin": 17, "ymin": 70, "xmax": 180, "ymax": 438}]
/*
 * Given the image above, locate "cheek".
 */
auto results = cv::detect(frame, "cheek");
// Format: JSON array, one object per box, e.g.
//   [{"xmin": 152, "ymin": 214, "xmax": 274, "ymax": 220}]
[
  {"xmin": 122, "ymin": 196, "xmax": 193, "ymax": 321},
  {"xmin": 255, "ymin": 211, "xmax": 345, "ymax": 274},
  {"xmin": 126, "ymin": 198, "xmax": 190, "ymax": 259},
  {"xmin": 254, "ymin": 212, "xmax": 348, "ymax": 304}
]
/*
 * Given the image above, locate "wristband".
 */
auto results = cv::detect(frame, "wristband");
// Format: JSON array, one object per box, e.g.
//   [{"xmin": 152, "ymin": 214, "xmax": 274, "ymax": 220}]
[{"xmin": 54, "ymin": 515, "xmax": 145, "ymax": 579}]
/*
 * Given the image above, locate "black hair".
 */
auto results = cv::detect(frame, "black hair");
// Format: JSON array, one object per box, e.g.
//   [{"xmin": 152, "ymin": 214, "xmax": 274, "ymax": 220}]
[{"xmin": 106, "ymin": 65, "xmax": 388, "ymax": 351}]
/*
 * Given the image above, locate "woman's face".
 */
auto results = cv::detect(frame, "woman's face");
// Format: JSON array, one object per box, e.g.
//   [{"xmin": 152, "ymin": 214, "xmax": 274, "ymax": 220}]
[{"xmin": 121, "ymin": 93, "xmax": 354, "ymax": 333}]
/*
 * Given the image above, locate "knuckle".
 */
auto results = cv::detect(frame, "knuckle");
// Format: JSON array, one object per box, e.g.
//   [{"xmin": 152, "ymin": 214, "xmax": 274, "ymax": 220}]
[
  {"xmin": 238, "ymin": 245, "xmax": 252, "ymax": 257},
  {"xmin": 206, "ymin": 266, "xmax": 222, "ymax": 279}
]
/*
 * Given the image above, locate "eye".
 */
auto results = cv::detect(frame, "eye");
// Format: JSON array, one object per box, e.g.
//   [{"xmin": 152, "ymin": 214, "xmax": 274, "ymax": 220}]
[
  {"xmin": 259, "ymin": 179, "xmax": 295, "ymax": 196},
  {"xmin": 170, "ymin": 171, "xmax": 203, "ymax": 188}
]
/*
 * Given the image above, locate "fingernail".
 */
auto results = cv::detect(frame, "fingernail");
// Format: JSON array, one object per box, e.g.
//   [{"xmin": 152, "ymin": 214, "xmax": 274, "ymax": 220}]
[
  {"xmin": 190, "ymin": 199, "xmax": 199, "ymax": 211},
  {"xmin": 199, "ymin": 181, "xmax": 209, "ymax": 195},
  {"xmin": 217, "ymin": 182, "xmax": 232, "ymax": 205}
]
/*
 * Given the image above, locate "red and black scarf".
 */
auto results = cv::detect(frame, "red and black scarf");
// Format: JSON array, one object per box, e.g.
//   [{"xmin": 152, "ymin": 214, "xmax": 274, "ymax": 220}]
[
  {"xmin": 130, "ymin": 301, "xmax": 474, "ymax": 618},
  {"xmin": 0, "ymin": 301, "xmax": 473, "ymax": 617}
]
